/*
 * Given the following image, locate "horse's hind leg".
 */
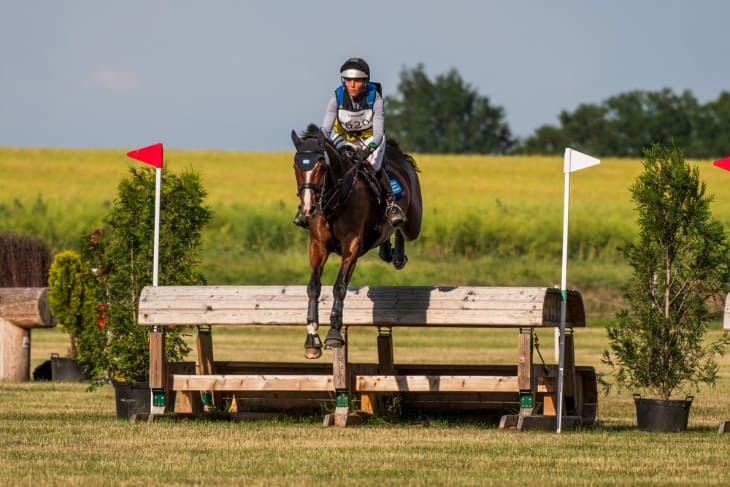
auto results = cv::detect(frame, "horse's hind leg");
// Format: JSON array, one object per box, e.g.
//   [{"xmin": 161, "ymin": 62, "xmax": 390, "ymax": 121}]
[{"xmin": 392, "ymin": 230, "xmax": 408, "ymax": 270}]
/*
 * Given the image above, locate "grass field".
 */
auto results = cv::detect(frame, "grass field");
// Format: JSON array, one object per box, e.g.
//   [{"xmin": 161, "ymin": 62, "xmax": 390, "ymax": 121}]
[
  {"xmin": 3, "ymin": 147, "xmax": 730, "ymax": 484},
  {"xmin": 1, "ymin": 324, "xmax": 729, "ymax": 485}
]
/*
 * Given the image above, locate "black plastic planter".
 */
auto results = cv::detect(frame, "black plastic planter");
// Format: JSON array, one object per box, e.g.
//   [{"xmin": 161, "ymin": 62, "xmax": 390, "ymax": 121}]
[
  {"xmin": 50, "ymin": 354, "xmax": 88, "ymax": 382},
  {"xmin": 634, "ymin": 394, "xmax": 693, "ymax": 432}
]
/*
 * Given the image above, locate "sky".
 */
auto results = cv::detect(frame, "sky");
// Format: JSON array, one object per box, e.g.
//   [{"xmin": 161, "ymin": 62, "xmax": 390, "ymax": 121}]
[{"xmin": 2, "ymin": 0, "xmax": 729, "ymax": 152}]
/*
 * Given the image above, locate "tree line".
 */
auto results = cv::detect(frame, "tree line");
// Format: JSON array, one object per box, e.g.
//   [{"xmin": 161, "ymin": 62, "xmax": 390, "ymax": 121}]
[{"xmin": 385, "ymin": 64, "xmax": 730, "ymax": 158}]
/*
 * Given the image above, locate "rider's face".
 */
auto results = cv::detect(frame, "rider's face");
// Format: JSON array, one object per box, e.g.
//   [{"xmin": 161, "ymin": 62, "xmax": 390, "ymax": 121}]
[{"xmin": 344, "ymin": 78, "xmax": 366, "ymax": 97}]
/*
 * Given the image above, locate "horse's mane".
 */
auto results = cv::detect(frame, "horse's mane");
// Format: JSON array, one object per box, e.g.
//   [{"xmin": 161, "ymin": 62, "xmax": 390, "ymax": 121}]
[
  {"xmin": 385, "ymin": 137, "xmax": 419, "ymax": 172},
  {"xmin": 300, "ymin": 123, "xmax": 419, "ymax": 172}
]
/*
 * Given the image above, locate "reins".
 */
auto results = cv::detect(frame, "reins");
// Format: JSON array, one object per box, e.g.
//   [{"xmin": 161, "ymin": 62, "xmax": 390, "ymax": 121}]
[{"xmin": 295, "ymin": 135, "xmax": 371, "ymax": 223}]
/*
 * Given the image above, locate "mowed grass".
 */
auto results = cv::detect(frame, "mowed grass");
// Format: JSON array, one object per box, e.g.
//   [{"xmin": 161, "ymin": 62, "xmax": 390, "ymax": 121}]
[
  {"xmin": 1, "ymin": 325, "xmax": 729, "ymax": 486},
  {"xmin": 4, "ymin": 147, "xmax": 730, "ymax": 484}
]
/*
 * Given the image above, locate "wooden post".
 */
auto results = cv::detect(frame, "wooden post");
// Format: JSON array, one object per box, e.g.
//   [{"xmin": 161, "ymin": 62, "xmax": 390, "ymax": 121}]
[
  {"xmin": 325, "ymin": 328, "xmax": 362, "ymax": 427},
  {"xmin": 196, "ymin": 326, "xmax": 218, "ymax": 411},
  {"xmin": 376, "ymin": 327, "xmax": 394, "ymax": 373},
  {"xmin": 0, "ymin": 288, "xmax": 55, "ymax": 382},
  {"xmin": 563, "ymin": 331, "xmax": 577, "ymax": 414},
  {"xmin": 0, "ymin": 319, "xmax": 30, "ymax": 382},
  {"xmin": 517, "ymin": 328, "xmax": 534, "ymax": 416},
  {"xmin": 361, "ymin": 326, "xmax": 394, "ymax": 415},
  {"xmin": 148, "ymin": 327, "xmax": 166, "ymax": 416}
]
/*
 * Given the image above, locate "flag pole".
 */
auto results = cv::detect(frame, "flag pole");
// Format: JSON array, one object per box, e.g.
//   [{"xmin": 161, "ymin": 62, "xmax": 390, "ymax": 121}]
[
  {"xmin": 126, "ymin": 141, "xmax": 165, "ymax": 417},
  {"xmin": 152, "ymin": 166, "xmax": 161, "ymax": 287},
  {"xmin": 557, "ymin": 161, "xmax": 571, "ymax": 433},
  {"xmin": 126, "ymin": 142, "xmax": 164, "ymax": 286},
  {"xmin": 557, "ymin": 148, "xmax": 600, "ymax": 433}
]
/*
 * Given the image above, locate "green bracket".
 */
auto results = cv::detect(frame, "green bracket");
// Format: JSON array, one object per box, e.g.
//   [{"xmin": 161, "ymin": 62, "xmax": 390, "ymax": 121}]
[
  {"xmin": 201, "ymin": 391, "xmax": 213, "ymax": 407},
  {"xmin": 519, "ymin": 392, "xmax": 534, "ymax": 409},
  {"xmin": 335, "ymin": 391, "xmax": 349, "ymax": 408},
  {"xmin": 152, "ymin": 389, "xmax": 166, "ymax": 408}
]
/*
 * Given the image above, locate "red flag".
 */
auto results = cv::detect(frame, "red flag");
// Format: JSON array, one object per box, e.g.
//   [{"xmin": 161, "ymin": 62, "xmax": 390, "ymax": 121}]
[
  {"xmin": 713, "ymin": 156, "xmax": 730, "ymax": 172},
  {"xmin": 127, "ymin": 143, "xmax": 163, "ymax": 168}
]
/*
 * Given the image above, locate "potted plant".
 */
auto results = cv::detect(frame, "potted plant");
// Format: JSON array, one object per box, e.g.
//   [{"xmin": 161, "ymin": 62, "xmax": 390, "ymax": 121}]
[
  {"xmin": 46, "ymin": 250, "xmax": 100, "ymax": 382},
  {"xmin": 602, "ymin": 142, "xmax": 730, "ymax": 431},
  {"xmin": 86, "ymin": 165, "xmax": 211, "ymax": 418}
]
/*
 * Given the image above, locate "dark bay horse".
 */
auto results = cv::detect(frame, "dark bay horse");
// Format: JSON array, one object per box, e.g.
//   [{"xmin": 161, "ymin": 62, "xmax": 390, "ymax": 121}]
[{"xmin": 291, "ymin": 124, "xmax": 422, "ymax": 359}]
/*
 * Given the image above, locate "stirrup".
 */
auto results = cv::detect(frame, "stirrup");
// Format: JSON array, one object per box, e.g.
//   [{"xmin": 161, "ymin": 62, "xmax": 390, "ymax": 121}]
[{"xmin": 386, "ymin": 204, "xmax": 406, "ymax": 226}]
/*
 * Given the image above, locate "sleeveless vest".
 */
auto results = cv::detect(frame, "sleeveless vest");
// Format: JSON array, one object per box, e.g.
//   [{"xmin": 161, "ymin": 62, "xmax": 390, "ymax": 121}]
[{"xmin": 332, "ymin": 82, "xmax": 380, "ymax": 142}]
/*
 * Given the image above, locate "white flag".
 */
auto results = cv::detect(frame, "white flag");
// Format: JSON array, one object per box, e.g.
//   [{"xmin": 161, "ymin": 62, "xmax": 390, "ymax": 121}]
[{"xmin": 564, "ymin": 148, "xmax": 600, "ymax": 173}]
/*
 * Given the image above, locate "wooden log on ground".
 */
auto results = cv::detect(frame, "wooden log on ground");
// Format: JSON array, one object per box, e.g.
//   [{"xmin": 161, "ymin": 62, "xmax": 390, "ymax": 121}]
[
  {"xmin": 0, "ymin": 288, "xmax": 55, "ymax": 382},
  {"xmin": 0, "ymin": 288, "xmax": 54, "ymax": 329}
]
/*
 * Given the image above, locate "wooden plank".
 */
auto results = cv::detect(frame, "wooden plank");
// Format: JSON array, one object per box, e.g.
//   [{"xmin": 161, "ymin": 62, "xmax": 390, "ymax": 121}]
[
  {"xmin": 355, "ymin": 375, "xmax": 552, "ymax": 393},
  {"xmin": 171, "ymin": 374, "xmax": 334, "ymax": 392},
  {"xmin": 138, "ymin": 308, "xmax": 562, "ymax": 327},
  {"xmin": 138, "ymin": 285, "xmax": 585, "ymax": 328},
  {"xmin": 724, "ymin": 293, "xmax": 730, "ymax": 330}
]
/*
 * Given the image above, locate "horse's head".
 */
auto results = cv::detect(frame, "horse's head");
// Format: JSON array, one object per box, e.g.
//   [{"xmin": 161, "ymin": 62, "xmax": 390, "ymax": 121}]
[{"xmin": 291, "ymin": 125, "xmax": 329, "ymax": 223}]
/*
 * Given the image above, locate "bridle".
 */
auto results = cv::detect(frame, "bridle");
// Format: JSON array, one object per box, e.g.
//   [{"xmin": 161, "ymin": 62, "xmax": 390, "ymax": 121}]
[
  {"xmin": 294, "ymin": 135, "xmax": 363, "ymax": 222},
  {"xmin": 294, "ymin": 144, "xmax": 329, "ymax": 220}
]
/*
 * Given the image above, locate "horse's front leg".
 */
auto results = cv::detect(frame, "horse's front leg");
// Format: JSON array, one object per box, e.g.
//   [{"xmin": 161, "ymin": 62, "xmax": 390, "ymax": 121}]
[
  {"xmin": 324, "ymin": 238, "xmax": 362, "ymax": 349},
  {"xmin": 304, "ymin": 237, "xmax": 329, "ymax": 359}
]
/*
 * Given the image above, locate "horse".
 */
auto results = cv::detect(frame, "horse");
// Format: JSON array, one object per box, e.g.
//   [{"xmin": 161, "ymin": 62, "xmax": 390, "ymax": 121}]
[{"xmin": 291, "ymin": 124, "xmax": 422, "ymax": 359}]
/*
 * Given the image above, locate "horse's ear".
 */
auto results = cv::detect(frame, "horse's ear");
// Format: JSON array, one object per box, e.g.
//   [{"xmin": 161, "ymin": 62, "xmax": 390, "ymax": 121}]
[
  {"xmin": 317, "ymin": 128, "xmax": 326, "ymax": 146},
  {"xmin": 291, "ymin": 129, "xmax": 302, "ymax": 150}
]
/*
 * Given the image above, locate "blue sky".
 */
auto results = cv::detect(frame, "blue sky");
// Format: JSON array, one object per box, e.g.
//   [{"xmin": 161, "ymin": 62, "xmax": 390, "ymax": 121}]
[{"xmin": 2, "ymin": 0, "xmax": 729, "ymax": 151}]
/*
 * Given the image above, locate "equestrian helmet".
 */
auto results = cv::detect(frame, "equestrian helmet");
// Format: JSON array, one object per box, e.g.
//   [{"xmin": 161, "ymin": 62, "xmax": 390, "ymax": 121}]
[{"xmin": 340, "ymin": 57, "xmax": 370, "ymax": 80}]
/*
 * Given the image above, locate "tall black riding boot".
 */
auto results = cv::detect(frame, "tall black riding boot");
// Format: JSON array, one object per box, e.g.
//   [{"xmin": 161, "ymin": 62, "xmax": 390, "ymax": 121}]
[{"xmin": 377, "ymin": 168, "xmax": 406, "ymax": 226}]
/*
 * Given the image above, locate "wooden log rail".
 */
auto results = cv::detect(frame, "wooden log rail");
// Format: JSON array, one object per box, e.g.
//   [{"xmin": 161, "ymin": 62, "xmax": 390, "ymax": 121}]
[
  {"xmin": 0, "ymin": 288, "xmax": 56, "ymax": 381},
  {"xmin": 138, "ymin": 285, "xmax": 591, "ymax": 428}
]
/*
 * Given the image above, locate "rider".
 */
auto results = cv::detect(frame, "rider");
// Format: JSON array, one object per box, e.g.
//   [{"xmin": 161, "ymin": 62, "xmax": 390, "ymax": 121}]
[{"xmin": 294, "ymin": 57, "xmax": 405, "ymax": 228}]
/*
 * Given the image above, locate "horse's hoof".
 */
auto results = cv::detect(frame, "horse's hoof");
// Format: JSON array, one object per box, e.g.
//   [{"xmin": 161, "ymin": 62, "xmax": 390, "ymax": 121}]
[
  {"xmin": 324, "ymin": 328, "xmax": 345, "ymax": 349},
  {"xmin": 304, "ymin": 334, "xmax": 322, "ymax": 359},
  {"xmin": 393, "ymin": 255, "xmax": 408, "ymax": 270},
  {"xmin": 304, "ymin": 347, "xmax": 322, "ymax": 359}
]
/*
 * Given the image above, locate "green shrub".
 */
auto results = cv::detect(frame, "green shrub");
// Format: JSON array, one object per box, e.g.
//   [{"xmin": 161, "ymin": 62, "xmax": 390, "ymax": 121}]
[
  {"xmin": 90, "ymin": 166, "xmax": 212, "ymax": 383},
  {"xmin": 603, "ymin": 143, "xmax": 730, "ymax": 400},
  {"xmin": 47, "ymin": 250, "xmax": 105, "ymax": 377}
]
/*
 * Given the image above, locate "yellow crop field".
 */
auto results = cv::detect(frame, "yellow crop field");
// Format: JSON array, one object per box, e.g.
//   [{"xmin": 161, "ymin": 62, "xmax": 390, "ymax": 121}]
[{"xmin": 4, "ymin": 146, "xmax": 730, "ymax": 319}]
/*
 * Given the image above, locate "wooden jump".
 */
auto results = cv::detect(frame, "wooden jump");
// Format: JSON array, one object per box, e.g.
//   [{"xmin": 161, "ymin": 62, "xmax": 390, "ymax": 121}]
[{"xmin": 138, "ymin": 285, "xmax": 596, "ymax": 429}]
